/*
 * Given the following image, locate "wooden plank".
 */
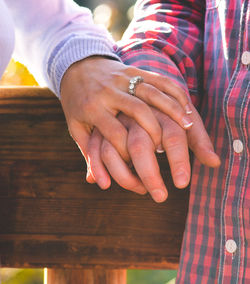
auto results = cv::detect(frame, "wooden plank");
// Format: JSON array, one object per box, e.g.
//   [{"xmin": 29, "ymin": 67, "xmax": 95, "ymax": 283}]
[
  {"xmin": 46, "ymin": 269, "xmax": 127, "ymax": 284},
  {"xmin": 0, "ymin": 87, "xmax": 189, "ymax": 269}
]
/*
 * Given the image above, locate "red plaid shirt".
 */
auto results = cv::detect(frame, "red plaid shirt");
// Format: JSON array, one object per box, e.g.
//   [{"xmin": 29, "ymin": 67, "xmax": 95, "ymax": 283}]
[{"xmin": 117, "ymin": 0, "xmax": 250, "ymax": 282}]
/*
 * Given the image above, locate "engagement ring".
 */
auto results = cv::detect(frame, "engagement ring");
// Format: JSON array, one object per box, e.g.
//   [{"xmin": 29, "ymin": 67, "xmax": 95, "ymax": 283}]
[{"xmin": 128, "ymin": 76, "xmax": 144, "ymax": 96}]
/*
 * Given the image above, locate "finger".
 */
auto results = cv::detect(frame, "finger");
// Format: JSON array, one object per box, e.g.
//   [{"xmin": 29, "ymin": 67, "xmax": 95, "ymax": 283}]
[
  {"xmin": 86, "ymin": 169, "xmax": 96, "ymax": 184},
  {"xmin": 187, "ymin": 106, "xmax": 221, "ymax": 167},
  {"xmin": 101, "ymin": 139, "xmax": 147, "ymax": 195},
  {"xmin": 111, "ymin": 91, "xmax": 162, "ymax": 148},
  {"xmin": 87, "ymin": 128, "xmax": 111, "ymax": 189},
  {"xmin": 127, "ymin": 122, "xmax": 168, "ymax": 203},
  {"xmin": 68, "ymin": 120, "xmax": 93, "ymax": 182},
  {"xmin": 135, "ymin": 83, "xmax": 193, "ymax": 130},
  {"xmin": 160, "ymin": 114, "xmax": 191, "ymax": 189},
  {"xmin": 128, "ymin": 68, "xmax": 192, "ymax": 113},
  {"xmin": 93, "ymin": 111, "xmax": 130, "ymax": 162}
]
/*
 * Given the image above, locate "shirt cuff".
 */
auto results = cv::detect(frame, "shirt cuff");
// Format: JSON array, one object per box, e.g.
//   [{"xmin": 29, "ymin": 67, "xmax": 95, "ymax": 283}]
[
  {"xmin": 47, "ymin": 35, "xmax": 121, "ymax": 98},
  {"xmin": 117, "ymin": 48, "xmax": 200, "ymax": 107}
]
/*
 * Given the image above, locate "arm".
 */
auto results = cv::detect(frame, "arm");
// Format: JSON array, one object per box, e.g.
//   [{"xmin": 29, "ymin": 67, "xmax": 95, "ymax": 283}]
[
  {"xmin": 85, "ymin": 0, "xmax": 220, "ymax": 201},
  {"xmin": 117, "ymin": 0, "xmax": 205, "ymax": 107},
  {"xmin": 5, "ymin": 0, "xmax": 193, "ymax": 165},
  {"xmin": 6, "ymin": 0, "xmax": 120, "ymax": 96}
]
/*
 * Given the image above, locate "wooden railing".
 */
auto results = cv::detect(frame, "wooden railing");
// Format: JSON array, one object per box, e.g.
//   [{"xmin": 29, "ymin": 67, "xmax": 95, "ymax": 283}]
[{"xmin": 0, "ymin": 87, "xmax": 189, "ymax": 284}]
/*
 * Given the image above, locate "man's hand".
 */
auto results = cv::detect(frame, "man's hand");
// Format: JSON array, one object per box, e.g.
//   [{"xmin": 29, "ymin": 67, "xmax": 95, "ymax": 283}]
[
  {"xmin": 60, "ymin": 56, "xmax": 193, "ymax": 164},
  {"xmin": 86, "ymin": 105, "xmax": 220, "ymax": 203}
]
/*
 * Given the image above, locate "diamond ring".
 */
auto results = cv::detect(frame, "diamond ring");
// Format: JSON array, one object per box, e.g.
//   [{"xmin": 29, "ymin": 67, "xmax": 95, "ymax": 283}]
[{"xmin": 128, "ymin": 76, "xmax": 144, "ymax": 96}]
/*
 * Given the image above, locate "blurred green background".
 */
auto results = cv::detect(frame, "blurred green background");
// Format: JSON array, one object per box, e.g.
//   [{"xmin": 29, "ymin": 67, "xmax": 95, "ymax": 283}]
[
  {"xmin": 0, "ymin": 0, "xmax": 177, "ymax": 283},
  {"xmin": 0, "ymin": 269, "xmax": 176, "ymax": 284}
]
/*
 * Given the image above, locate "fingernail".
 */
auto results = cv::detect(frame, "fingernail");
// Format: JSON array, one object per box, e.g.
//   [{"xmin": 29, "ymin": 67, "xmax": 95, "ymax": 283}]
[
  {"xmin": 182, "ymin": 117, "xmax": 193, "ymax": 129},
  {"xmin": 156, "ymin": 145, "xmax": 165, "ymax": 153},
  {"xmin": 151, "ymin": 189, "xmax": 167, "ymax": 203},
  {"xmin": 175, "ymin": 171, "xmax": 189, "ymax": 188},
  {"xmin": 185, "ymin": 103, "xmax": 193, "ymax": 114}
]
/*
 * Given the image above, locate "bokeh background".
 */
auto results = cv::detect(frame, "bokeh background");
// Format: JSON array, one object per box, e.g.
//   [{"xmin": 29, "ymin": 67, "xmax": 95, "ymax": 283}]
[
  {"xmin": 0, "ymin": 0, "xmax": 135, "ymax": 87},
  {"xmin": 0, "ymin": 1, "xmax": 177, "ymax": 283}
]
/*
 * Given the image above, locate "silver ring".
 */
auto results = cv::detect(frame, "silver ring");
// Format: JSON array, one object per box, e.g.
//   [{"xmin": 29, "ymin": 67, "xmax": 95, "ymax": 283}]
[{"xmin": 128, "ymin": 76, "xmax": 144, "ymax": 96}]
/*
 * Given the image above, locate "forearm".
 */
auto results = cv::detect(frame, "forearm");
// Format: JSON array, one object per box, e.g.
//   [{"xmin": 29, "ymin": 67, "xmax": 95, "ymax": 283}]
[
  {"xmin": 6, "ymin": 0, "xmax": 120, "ymax": 96},
  {"xmin": 117, "ymin": 0, "xmax": 205, "ymax": 106}
]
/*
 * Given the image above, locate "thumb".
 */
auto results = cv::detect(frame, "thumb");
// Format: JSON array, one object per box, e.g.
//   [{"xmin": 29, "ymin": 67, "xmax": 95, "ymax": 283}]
[
  {"xmin": 187, "ymin": 109, "xmax": 220, "ymax": 168},
  {"xmin": 68, "ymin": 121, "xmax": 96, "ymax": 181}
]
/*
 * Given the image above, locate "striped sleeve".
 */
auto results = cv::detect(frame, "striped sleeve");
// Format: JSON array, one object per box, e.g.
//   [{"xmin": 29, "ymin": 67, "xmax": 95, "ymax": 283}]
[{"xmin": 6, "ymin": 0, "xmax": 120, "ymax": 97}]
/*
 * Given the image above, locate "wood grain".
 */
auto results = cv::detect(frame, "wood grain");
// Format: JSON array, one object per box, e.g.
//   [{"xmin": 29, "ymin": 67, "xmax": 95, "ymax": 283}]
[
  {"xmin": 0, "ymin": 87, "xmax": 189, "ymax": 269},
  {"xmin": 46, "ymin": 269, "xmax": 127, "ymax": 284}
]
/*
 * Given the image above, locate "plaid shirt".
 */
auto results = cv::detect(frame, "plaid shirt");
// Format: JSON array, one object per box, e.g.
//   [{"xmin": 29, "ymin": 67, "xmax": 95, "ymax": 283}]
[{"xmin": 117, "ymin": 0, "xmax": 250, "ymax": 282}]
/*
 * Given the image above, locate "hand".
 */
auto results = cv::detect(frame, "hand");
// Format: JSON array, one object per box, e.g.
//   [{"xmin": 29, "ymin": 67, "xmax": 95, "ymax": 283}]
[
  {"xmin": 86, "ymin": 105, "xmax": 220, "ymax": 203},
  {"xmin": 60, "ymin": 56, "xmax": 193, "ymax": 163}
]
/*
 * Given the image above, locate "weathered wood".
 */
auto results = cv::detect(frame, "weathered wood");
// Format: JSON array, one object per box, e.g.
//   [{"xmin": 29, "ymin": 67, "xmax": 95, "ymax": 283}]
[
  {"xmin": 0, "ymin": 87, "xmax": 189, "ymax": 269},
  {"xmin": 106, "ymin": 269, "xmax": 127, "ymax": 284},
  {"xmin": 46, "ymin": 269, "xmax": 127, "ymax": 284}
]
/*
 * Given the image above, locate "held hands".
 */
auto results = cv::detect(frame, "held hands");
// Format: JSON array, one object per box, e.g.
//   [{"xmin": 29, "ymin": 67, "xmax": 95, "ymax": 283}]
[
  {"xmin": 86, "ymin": 106, "xmax": 221, "ymax": 203},
  {"xmin": 60, "ymin": 56, "xmax": 193, "ymax": 163},
  {"xmin": 60, "ymin": 56, "xmax": 220, "ymax": 203}
]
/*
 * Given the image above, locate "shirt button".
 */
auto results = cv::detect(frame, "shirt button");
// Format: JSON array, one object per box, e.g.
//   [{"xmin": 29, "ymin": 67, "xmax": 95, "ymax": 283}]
[
  {"xmin": 225, "ymin": 239, "xmax": 237, "ymax": 254},
  {"xmin": 241, "ymin": 51, "xmax": 250, "ymax": 65},
  {"xmin": 233, "ymin": 139, "xmax": 243, "ymax": 153}
]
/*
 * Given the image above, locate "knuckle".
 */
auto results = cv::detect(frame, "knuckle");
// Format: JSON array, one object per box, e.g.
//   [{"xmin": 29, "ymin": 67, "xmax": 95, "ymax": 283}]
[
  {"xmin": 123, "ymin": 65, "xmax": 138, "ymax": 76},
  {"xmin": 137, "ymin": 84, "xmax": 158, "ymax": 103},
  {"xmin": 147, "ymin": 85, "xmax": 160, "ymax": 101},
  {"xmin": 164, "ymin": 134, "xmax": 182, "ymax": 149},
  {"xmin": 168, "ymin": 100, "xmax": 180, "ymax": 111},
  {"xmin": 88, "ymin": 138, "xmax": 100, "ymax": 153},
  {"xmin": 109, "ymin": 125, "xmax": 127, "ymax": 142},
  {"xmin": 141, "ymin": 174, "xmax": 160, "ymax": 186},
  {"xmin": 163, "ymin": 78, "xmax": 188, "ymax": 100},
  {"xmin": 128, "ymin": 137, "xmax": 148, "ymax": 156},
  {"xmin": 101, "ymin": 141, "xmax": 113, "ymax": 161},
  {"xmin": 159, "ymin": 114, "xmax": 172, "ymax": 127},
  {"xmin": 169, "ymin": 103, "xmax": 185, "ymax": 118},
  {"xmin": 110, "ymin": 71, "xmax": 124, "ymax": 84},
  {"xmin": 172, "ymin": 162, "xmax": 188, "ymax": 175},
  {"xmin": 133, "ymin": 100, "xmax": 149, "ymax": 116}
]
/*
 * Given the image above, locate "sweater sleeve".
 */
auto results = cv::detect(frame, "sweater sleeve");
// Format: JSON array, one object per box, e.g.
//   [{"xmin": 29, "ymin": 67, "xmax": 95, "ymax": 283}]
[
  {"xmin": 5, "ymin": 0, "xmax": 120, "ymax": 97},
  {"xmin": 116, "ymin": 0, "xmax": 205, "ymax": 107}
]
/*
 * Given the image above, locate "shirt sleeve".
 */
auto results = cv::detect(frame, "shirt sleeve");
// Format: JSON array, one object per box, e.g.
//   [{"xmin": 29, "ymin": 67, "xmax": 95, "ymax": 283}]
[
  {"xmin": 5, "ymin": 0, "xmax": 120, "ymax": 97},
  {"xmin": 116, "ymin": 0, "xmax": 205, "ymax": 106}
]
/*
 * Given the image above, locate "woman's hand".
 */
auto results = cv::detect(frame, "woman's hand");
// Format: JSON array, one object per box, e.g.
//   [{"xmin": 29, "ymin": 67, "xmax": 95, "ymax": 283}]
[{"xmin": 60, "ymin": 56, "xmax": 193, "ymax": 163}]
